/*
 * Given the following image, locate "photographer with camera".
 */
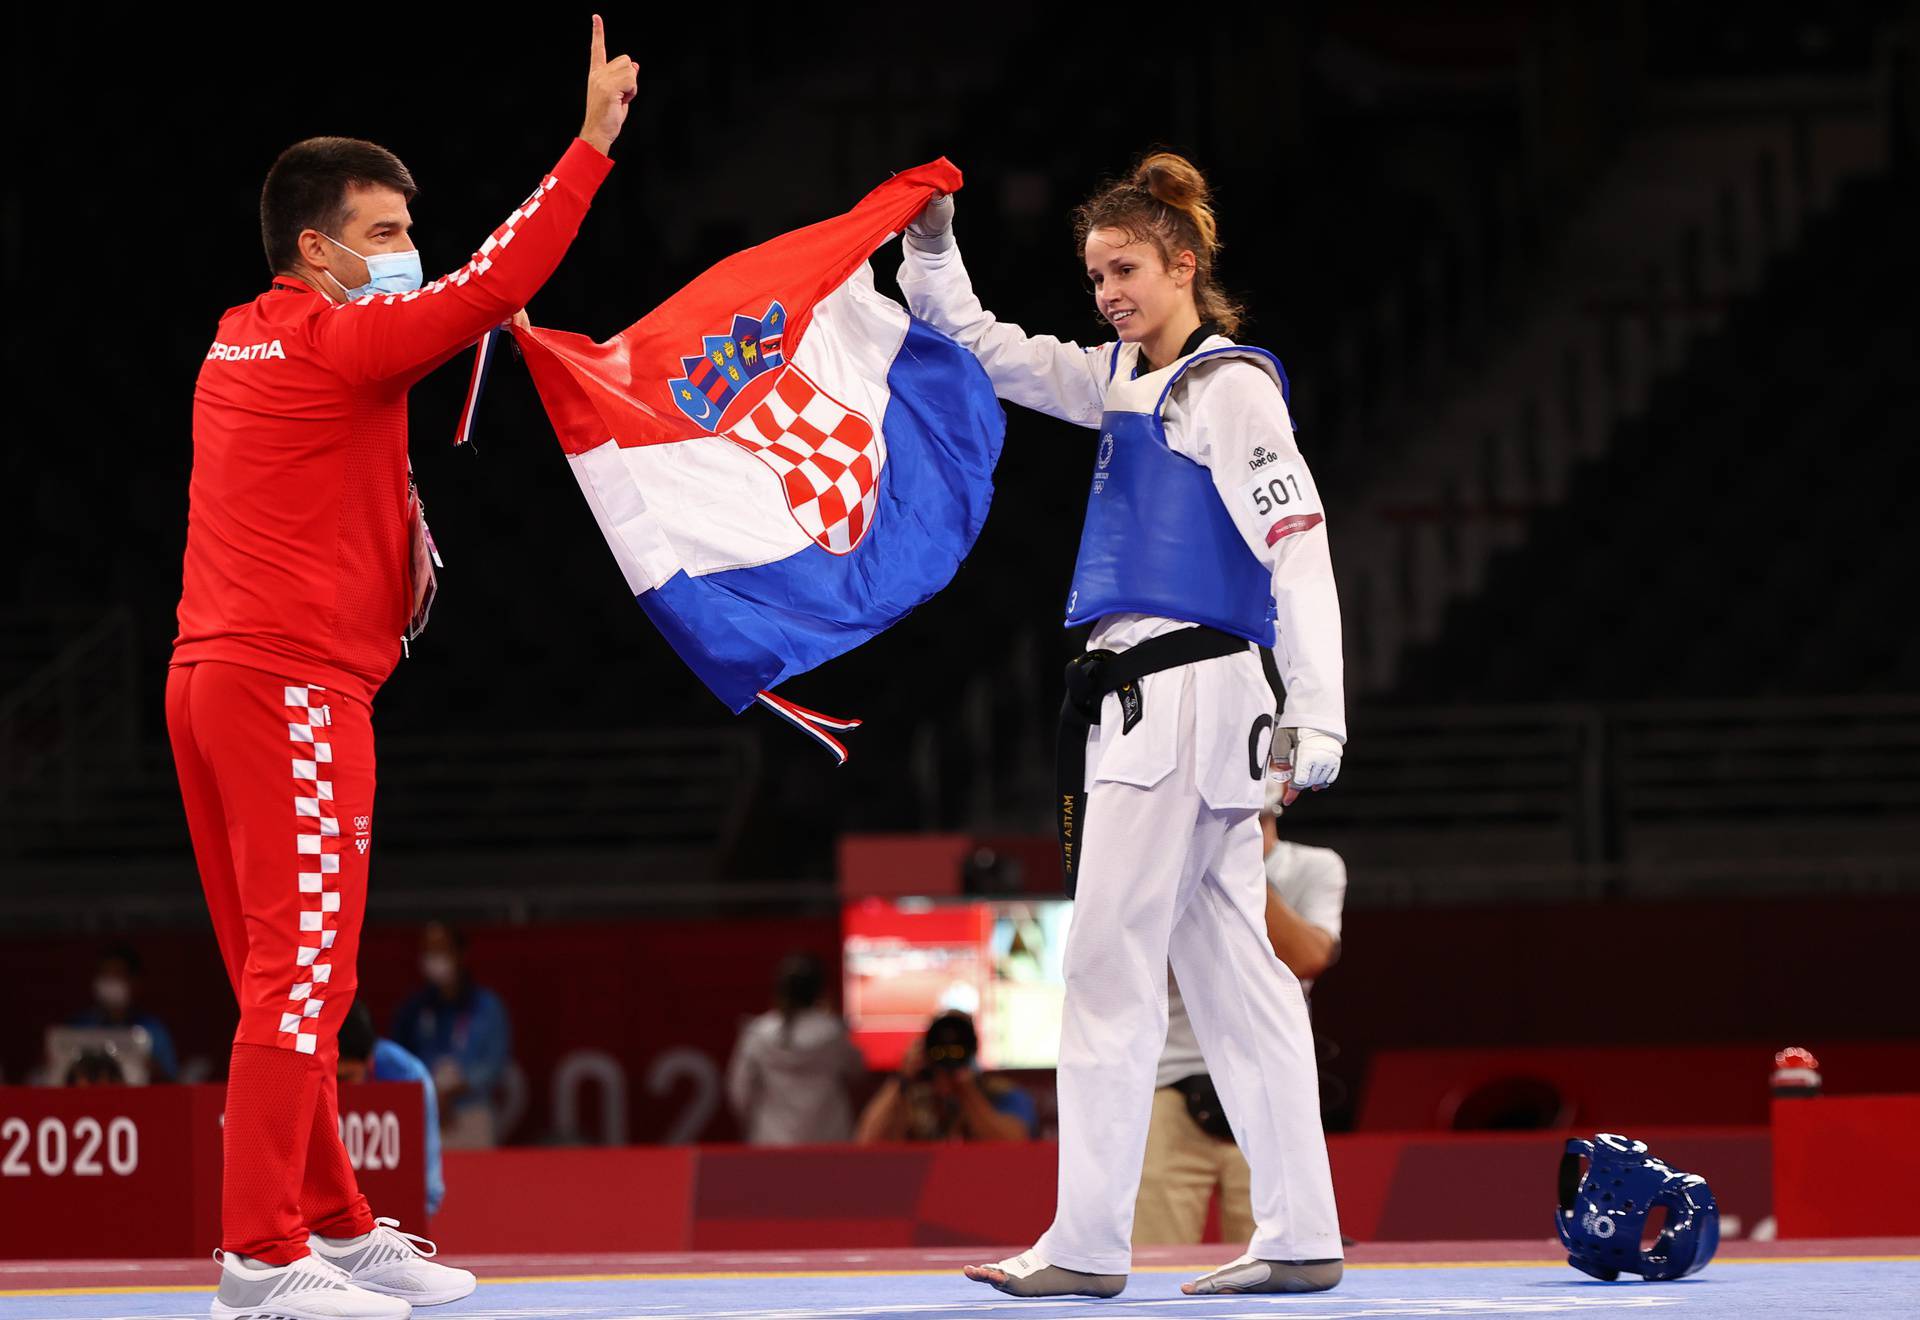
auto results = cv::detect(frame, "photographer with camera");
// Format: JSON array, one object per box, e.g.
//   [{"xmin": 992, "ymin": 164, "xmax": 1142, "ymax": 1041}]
[{"xmin": 855, "ymin": 1011, "xmax": 1037, "ymax": 1143}]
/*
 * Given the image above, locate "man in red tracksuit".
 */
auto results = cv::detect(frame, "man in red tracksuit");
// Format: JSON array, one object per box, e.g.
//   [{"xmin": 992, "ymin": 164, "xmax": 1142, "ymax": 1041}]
[{"xmin": 169, "ymin": 19, "xmax": 636, "ymax": 1320}]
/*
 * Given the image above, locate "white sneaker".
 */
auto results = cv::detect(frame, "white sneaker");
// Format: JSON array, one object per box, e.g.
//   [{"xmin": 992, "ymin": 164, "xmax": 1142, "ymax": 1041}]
[
  {"xmin": 210, "ymin": 1249, "xmax": 410, "ymax": 1320},
  {"xmin": 306, "ymin": 1219, "xmax": 477, "ymax": 1307}
]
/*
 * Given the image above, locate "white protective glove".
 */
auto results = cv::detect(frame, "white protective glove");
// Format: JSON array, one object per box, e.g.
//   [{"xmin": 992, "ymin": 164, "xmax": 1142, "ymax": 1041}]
[
  {"xmin": 1271, "ymin": 727, "xmax": 1343, "ymax": 806},
  {"xmin": 905, "ymin": 192, "xmax": 955, "ymax": 255}
]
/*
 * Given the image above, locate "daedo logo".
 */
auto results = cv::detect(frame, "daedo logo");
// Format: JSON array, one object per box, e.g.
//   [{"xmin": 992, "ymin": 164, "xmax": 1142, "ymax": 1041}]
[
  {"xmin": 664, "ymin": 301, "xmax": 884, "ymax": 555},
  {"xmin": 1248, "ymin": 445, "xmax": 1278, "ymax": 471}
]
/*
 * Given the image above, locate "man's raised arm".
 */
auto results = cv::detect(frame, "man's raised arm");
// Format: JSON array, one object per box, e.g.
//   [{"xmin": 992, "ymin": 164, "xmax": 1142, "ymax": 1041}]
[{"xmin": 316, "ymin": 15, "xmax": 638, "ymax": 385}]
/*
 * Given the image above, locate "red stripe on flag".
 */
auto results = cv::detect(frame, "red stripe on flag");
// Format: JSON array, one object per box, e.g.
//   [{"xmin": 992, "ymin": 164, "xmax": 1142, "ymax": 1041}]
[
  {"xmin": 1266, "ymin": 513, "xmax": 1325, "ymax": 546},
  {"xmin": 513, "ymin": 158, "xmax": 962, "ymax": 455}
]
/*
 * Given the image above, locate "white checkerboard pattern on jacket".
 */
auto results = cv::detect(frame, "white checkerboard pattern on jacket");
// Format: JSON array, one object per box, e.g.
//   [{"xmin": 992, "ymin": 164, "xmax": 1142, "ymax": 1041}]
[
  {"xmin": 722, "ymin": 365, "xmax": 883, "ymax": 555},
  {"xmin": 343, "ymin": 173, "xmax": 560, "ymax": 308},
  {"xmin": 283, "ymin": 685, "xmax": 340, "ymax": 1057}
]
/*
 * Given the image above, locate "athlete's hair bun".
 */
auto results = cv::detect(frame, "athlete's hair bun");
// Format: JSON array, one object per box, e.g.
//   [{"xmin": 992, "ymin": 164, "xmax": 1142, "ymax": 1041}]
[
  {"xmin": 1075, "ymin": 150, "xmax": 1244, "ymax": 335},
  {"xmin": 1133, "ymin": 152, "xmax": 1219, "ymax": 257}
]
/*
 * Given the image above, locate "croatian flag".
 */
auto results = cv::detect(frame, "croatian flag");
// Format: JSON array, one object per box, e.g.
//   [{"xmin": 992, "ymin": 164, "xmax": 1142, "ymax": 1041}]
[{"xmin": 510, "ymin": 159, "xmax": 1003, "ymax": 758}]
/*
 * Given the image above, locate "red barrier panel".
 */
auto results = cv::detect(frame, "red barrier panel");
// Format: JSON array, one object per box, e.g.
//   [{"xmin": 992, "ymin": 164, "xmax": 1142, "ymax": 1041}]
[
  {"xmin": 432, "ymin": 1147, "xmax": 694, "ymax": 1252},
  {"xmin": 1336, "ymin": 1127, "xmax": 1770, "ymax": 1242},
  {"xmin": 0, "ymin": 1101, "xmax": 1771, "ymax": 1258},
  {"xmin": 0, "ymin": 1085, "xmax": 215, "ymax": 1258},
  {"xmin": 1773, "ymin": 1095, "xmax": 1920, "ymax": 1238},
  {"xmin": 423, "ymin": 1128, "xmax": 1769, "ymax": 1255},
  {"xmin": 0, "ymin": 1084, "xmax": 425, "ymax": 1259},
  {"xmin": 691, "ymin": 1143, "xmax": 1060, "ymax": 1251}
]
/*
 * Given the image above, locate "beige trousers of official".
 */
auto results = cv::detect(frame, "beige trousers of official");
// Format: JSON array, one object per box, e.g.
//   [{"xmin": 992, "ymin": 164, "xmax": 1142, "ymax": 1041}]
[
  {"xmin": 1133, "ymin": 1086, "xmax": 1255, "ymax": 1245},
  {"xmin": 1033, "ymin": 652, "xmax": 1342, "ymax": 1275}
]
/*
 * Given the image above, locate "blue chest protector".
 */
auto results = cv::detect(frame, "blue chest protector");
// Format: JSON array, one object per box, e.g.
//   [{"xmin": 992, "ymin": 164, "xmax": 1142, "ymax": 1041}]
[{"xmin": 1064, "ymin": 341, "xmax": 1290, "ymax": 646}]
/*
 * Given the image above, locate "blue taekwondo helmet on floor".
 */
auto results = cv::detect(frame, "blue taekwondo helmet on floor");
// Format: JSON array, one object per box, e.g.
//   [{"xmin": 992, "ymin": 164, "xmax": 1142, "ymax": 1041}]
[{"xmin": 1555, "ymin": 1133, "xmax": 1719, "ymax": 1281}]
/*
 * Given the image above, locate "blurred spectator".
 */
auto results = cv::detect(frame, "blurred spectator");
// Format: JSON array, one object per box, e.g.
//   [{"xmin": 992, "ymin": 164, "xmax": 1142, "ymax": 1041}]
[
  {"xmin": 855, "ymin": 1010, "xmax": 1037, "ymax": 1143},
  {"xmin": 390, "ymin": 922, "xmax": 511, "ymax": 1149},
  {"xmin": 65, "ymin": 1050, "xmax": 126, "ymax": 1087},
  {"xmin": 68, "ymin": 945, "xmax": 177, "ymax": 1081},
  {"xmin": 339, "ymin": 1001, "xmax": 445, "ymax": 1216},
  {"xmin": 726, "ymin": 952, "xmax": 864, "ymax": 1145},
  {"xmin": 1132, "ymin": 798, "xmax": 1348, "ymax": 1246}
]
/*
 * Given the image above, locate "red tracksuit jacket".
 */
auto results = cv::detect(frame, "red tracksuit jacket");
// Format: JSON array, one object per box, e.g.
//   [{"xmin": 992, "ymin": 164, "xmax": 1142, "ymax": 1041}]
[{"xmin": 173, "ymin": 137, "xmax": 615, "ymax": 705}]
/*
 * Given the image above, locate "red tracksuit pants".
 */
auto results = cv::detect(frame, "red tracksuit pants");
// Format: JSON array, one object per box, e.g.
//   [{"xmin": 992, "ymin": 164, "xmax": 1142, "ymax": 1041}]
[{"xmin": 166, "ymin": 660, "xmax": 378, "ymax": 1263}]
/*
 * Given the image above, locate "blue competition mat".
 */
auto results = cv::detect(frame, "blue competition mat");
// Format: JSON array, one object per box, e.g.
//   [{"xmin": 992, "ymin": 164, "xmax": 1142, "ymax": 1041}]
[{"xmin": 5, "ymin": 1258, "xmax": 1919, "ymax": 1320}]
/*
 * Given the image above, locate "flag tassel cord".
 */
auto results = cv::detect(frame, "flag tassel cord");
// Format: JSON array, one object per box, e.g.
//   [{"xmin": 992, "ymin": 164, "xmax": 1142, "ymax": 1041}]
[
  {"xmin": 454, "ymin": 325, "xmax": 510, "ymax": 448},
  {"xmin": 755, "ymin": 691, "xmax": 862, "ymax": 765}
]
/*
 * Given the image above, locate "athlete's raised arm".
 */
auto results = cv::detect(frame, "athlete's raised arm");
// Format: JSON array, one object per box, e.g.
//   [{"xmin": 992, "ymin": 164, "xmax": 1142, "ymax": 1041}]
[{"xmin": 897, "ymin": 193, "xmax": 1112, "ymax": 427}]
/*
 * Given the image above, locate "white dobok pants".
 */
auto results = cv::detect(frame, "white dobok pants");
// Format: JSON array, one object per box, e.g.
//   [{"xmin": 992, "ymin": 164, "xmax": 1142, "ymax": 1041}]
[{"xmin": 1035, "ymin": 647, "xmax": 1342, "ymax": 1274}]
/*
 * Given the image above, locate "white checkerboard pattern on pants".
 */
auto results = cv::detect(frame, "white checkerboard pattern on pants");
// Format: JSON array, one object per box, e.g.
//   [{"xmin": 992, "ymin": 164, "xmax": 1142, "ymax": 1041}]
[
  {"xmin": 722, "ymin": 365, "xmax": 884, "ymax": 555},
  {"xmin": 282, "ymin": 685, "xmax": 340, "ymax": 1056}
]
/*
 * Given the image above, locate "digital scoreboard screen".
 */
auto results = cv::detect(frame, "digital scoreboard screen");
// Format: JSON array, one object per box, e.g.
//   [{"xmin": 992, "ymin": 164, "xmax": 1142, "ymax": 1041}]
[{"xmin": 842, "ymin": 896, "xmax": 1073, "ymax": 1070}]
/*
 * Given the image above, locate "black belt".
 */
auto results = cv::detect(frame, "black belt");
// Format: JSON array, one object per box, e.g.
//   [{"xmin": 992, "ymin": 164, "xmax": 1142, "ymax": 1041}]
[{"xmin": 1055, "ymin": 625, "xmax": 1250, "ymax": 896}]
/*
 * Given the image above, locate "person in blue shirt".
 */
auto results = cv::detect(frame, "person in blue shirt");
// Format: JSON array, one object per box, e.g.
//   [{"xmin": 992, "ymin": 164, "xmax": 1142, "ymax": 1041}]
[
  {"xmin": 68, "ymin": 945, "xmax": 178, "ymax": 1082},
  {"xmin": 338, "ymin": 1001, "xmax": 444, "ymax": 1217},
  {"xmin": 388, "ymin": 922, "xmax": 511, "ymax": 1148}
]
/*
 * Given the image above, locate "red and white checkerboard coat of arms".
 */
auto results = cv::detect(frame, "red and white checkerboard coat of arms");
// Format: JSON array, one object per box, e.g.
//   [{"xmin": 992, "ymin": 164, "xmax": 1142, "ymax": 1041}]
[
  {"xmin": 667, "ymin": 302, "xmax": 884, "ymax": 556},
  {"xmin": 721, "ymin": 366, "xmax": 883, "ymax": 555}
]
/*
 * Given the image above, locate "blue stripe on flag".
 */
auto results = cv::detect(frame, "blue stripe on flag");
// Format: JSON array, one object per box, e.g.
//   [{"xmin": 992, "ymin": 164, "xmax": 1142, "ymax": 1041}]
[{"xmin": 635, "ymin": 317, "xmax": 1005, "ymax": 712}]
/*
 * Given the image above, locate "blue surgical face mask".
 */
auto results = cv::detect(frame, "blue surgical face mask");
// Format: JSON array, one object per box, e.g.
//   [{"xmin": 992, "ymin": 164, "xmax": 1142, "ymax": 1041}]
[{"xmin": 320, "ymin": 231, "xmax": 424, "ymax": 301}]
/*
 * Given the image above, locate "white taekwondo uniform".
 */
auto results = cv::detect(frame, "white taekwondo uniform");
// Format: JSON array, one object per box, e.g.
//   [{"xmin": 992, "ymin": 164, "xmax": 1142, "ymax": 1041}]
[{"xmin": 898, "ymin": 241, "xmax": 1346, "ymax": 1274}]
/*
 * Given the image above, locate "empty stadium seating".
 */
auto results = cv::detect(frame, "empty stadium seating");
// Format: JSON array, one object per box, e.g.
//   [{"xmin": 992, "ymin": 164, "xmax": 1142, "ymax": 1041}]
[{"xmin": 1395, "ymin": 173, "xmax": 1920, "ymax": 703}]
